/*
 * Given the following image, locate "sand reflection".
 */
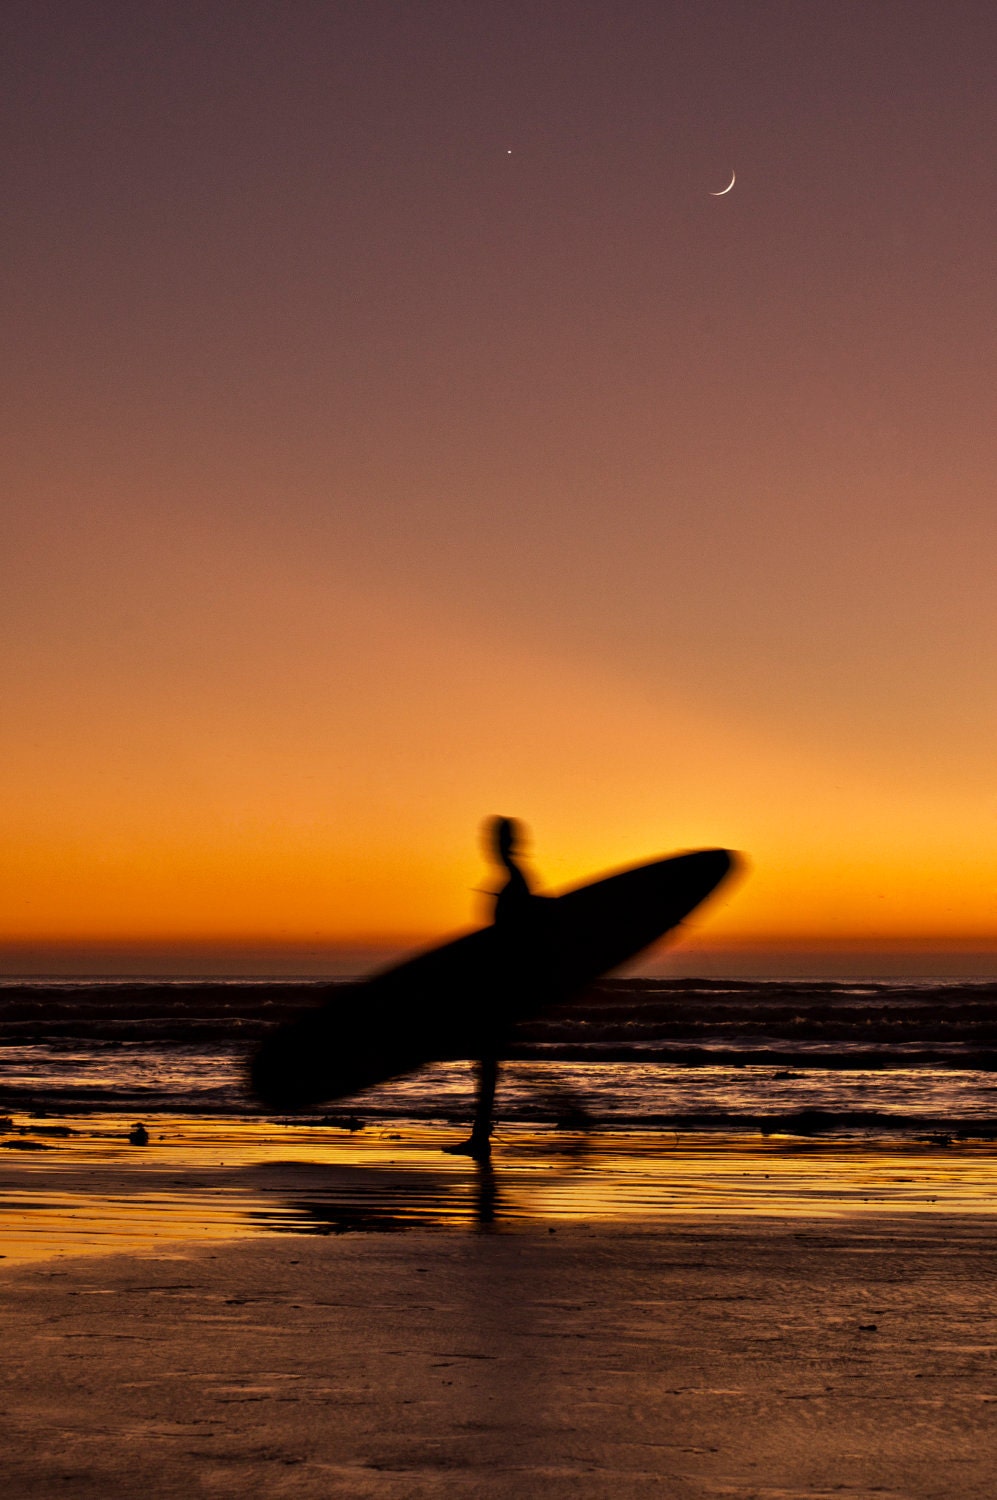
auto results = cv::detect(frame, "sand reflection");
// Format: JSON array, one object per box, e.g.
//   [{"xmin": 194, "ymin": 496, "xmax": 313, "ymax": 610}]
[{"xmin": 3, "ymin": 1116, "xmax": 997, "ymax": 1261}]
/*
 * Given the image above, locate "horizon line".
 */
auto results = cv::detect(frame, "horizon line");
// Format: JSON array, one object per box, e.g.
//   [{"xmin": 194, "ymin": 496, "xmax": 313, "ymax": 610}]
[
  {"xmin": 1, "ymin": 933, "xmax": 996, "ymax": 953},
  {"xmin": 2, "ymin": 933, "xmax": 996, "ymax": 982}
]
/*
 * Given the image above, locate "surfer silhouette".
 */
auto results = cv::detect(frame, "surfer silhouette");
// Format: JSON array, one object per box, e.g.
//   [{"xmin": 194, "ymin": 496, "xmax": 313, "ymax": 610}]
[
  {"xmin": 445, "ymin": 816, "xmax": 538, "ymax": 1160},
  {"xmin": 249, "ymin": 820, "xmax": 735, "ymax": 1157}
]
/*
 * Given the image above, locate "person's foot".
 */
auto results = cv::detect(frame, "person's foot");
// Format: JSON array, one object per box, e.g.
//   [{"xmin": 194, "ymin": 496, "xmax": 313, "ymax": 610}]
[{"xmin": 443, "ymin": 1135, "xmax": 491, "ymax": 1161}]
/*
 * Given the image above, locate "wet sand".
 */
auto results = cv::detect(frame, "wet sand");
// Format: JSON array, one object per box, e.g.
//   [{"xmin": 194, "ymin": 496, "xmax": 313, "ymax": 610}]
[
  {"xmin": 5, "ymin": 1128, "xmax": 995, "ymax": 1494},
  {"xmin": 4, "ymin": 1118, "xmax": 997, "ymax": 1257},
  {"xmin": 3, "ymin": 1125, "xmax": 997, "ymax": 1495},
  {"xmin": 4, "ymin": 1218, "xmax": 997, "ymax": 1497}
]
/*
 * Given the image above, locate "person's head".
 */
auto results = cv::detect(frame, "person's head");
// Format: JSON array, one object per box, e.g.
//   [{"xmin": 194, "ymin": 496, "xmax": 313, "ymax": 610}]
[{"xmin": 488, "ymin": 815, "xmax": 521, "ymax": 863}]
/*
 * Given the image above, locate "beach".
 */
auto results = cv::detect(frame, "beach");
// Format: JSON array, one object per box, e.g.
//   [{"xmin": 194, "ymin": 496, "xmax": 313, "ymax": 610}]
[
  {"xmin": 4, "ymin": 1208, "xmax": 997, "ymax": 1497},
  {"xmin": 3, "ymin": 1120, "xmax": 997, "ymax": 1496},
  {"xmin": 3, "ymin": 976, "xmax": 997, "ymax": 1493}
]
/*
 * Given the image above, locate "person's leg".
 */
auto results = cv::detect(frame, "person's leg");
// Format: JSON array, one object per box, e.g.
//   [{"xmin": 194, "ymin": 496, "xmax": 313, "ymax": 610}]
[
  {"xmin": 469, "ymin": 1055, "xmax": 497, "ymax": 1154},
  {"xmin": 444, "ymin": 1055, "xmax": 498, "ymax": 1159}
]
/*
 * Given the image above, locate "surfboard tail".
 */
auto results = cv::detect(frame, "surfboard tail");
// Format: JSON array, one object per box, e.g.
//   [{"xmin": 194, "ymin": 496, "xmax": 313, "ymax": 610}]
[{"xmin": 248, "ymin": 986, "xmax": 413, "ymax": 1110}]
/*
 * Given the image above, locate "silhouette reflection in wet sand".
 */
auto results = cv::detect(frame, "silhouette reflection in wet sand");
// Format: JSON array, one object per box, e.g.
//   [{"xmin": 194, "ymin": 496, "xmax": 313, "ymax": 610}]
[
  {"xmin": 239, "ymin": 1144, "xmax": 601, "ymax": 1234},
  {"xmin": 249, "ymin": 1166, "xmax": 494, "ymax": 1234},
  {"xmin": 250, "ymin": 819, "xmax": 736, "ymax": 1158}
]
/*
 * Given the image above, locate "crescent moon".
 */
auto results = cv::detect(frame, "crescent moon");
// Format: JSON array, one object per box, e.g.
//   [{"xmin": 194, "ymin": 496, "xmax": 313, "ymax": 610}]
[{"xmin": 710, "ymin": 170, "xmax": 736, "ymax": 196}]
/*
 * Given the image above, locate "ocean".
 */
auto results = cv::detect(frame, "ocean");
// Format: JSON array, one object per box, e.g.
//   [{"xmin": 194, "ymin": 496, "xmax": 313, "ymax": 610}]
[{"xmin": 3, "ymin": 976, "xmax": 997, "ymax": 1137}]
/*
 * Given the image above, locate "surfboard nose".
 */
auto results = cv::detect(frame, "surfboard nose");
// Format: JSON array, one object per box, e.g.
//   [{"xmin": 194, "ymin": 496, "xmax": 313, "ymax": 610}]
[{"xmin": 662, "ymin": 847, "xmax": 738, "ymax": 903}]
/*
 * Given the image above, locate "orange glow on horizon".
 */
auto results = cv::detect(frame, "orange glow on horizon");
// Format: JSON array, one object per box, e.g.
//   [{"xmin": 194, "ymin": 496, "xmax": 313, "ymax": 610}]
[{"xmin": 3, "ymin": 551, "xmax": 996, "ymax": 958}]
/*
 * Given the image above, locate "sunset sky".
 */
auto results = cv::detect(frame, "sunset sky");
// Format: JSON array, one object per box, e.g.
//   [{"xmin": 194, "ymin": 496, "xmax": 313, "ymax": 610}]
[{"xmin": 3, "ymin": 2, "xmax": 996, "ymax": 975}]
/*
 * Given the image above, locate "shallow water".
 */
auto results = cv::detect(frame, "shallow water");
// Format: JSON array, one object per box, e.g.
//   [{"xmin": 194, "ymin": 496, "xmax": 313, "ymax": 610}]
[{"xmin": 4, "ymin": 1045, "xmax": 997, "ymax": 1135}]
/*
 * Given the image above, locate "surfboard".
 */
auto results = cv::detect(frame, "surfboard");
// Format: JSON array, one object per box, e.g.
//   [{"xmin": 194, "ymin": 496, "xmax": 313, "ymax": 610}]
[{"xmin": 250, "ymin": 847, "xmax": 736, "ymax": 1110}]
